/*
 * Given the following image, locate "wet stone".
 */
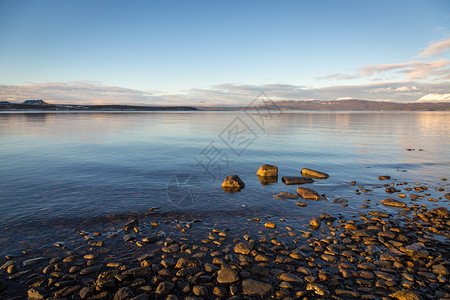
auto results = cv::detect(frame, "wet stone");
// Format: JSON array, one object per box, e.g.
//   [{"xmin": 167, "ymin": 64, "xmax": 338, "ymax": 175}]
[
  {"xmin": 242, "ymin": 279, "xmax": 274, "ymax": 297},
  {"xmin": 234, "ymin": 241, "xmax": 253, "ymax": 255},
  {"xmin": 113, "ymin": 287, "xmax": 134, "ymax": 300},
  {"xmin": 217, "ymin": 267, "xmax": 239, "ymax": 284},
  {"xmin": 80, "ymin": 266, "xmax": 101, "ymax": 275},
  {"xmin": 28, "ymin": 287, "xmax": 48, "ymax": 299},
  {"xmin": 23, "ymin": 257, "xmax": 46, "ymax": 267},
  {"xmin": 381, "ymin": 198, "xmax": 407, "ymax": 208}
]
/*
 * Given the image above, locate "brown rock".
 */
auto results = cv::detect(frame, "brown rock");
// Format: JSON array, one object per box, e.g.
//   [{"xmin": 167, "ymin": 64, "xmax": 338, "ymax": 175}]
[
  {"xmin": 381, "ymin": 198, "xmax": 407, "ymax": 208},
  {"xmin": 301, "ymin": 168, "xmax": 329, "ymax": 179},
  {"xmin": 222, "ymin": 175, "xmax": 245, "ymax": 192},
  {"xmin": 297, "ymin": 187, "xmax": 320, "ymax": 200},
  {"xmin": 256, "ymin": 164, "xmax": 278, "ymax": 177}
]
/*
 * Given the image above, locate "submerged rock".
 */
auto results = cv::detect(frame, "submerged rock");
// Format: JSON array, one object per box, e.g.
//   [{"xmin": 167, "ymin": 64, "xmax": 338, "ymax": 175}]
[
  {"xmin": 381, "ymin": 198, "xmax": 407, "ymax": 208},
  {"xmin": 124, "ymin": 219, "xmax": 139, "ymax": 231},
  {"xmin": 297, "ymin": 187, "xmax": 320, "ymax": 200},
  {"xmin": 256, "ymin": 164, "xmax": 278, "ymax": 177},
  {"xmin": 273, "ymin": 192, "xmax": 298, "ymax": 199},
  {"xmin": 222, "ymin": 175, "xmax": 245, "ymax": 192},
  {"xmin": 281, "ymin": 176, "xmax": 314, "ymax": 185},
  {"xmin": 301, "ymin": 168, "xmax": 329, "ymax": 179}
]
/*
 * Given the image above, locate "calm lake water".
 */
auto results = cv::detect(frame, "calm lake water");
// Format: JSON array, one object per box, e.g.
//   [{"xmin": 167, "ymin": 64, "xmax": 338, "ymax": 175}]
[{"xmin": 0, "ymin": 111, "xmax": 449, "ymax": 254}]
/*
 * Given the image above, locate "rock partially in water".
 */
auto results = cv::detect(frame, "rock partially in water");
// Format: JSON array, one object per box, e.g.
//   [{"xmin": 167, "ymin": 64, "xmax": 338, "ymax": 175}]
[
  {"xmin": 256, "ymin": 164, "xmax": 278, "ymax": 177},
  {"xmin": 297, "ymin": 187, "xmax": 320, "ymax": 200},
  {"xmin": 264, "ymin": 222, "xmax": 277, "ymax": 229},
  {"xmin": 281, "ymin": 176, "xmax": 314, "ymax": 185},
  {"xmin": 429, "ymin": 207, "xmax": 449, "ymax": 218},
  {"xmin": 273, "ymin": 192, "xmax": 298, "ymax": 199},
  {"xmin": 301, "ymin": 168, "xmax": 329, "ymax": 179},
  {"xmin": 124, "ymin": 219, "xmax": 139, "ymax": 231},
  {"xmin": 381, "ymin": 198, "xmax": 407, "ymax": 208},
  {"xmin": 222, "ymin": 175, "xmax": 245, "ymax": 193},
  {"xmin": 310, "ymin": 217, "xmax": 321, "ymax": 230},
  {"xmin": 378, "ymin": 175, "xmax": 391, "ymax": 180},
  {"xmin": 23, "ymin": 257, "xmax": 46, "ymax": 267}
]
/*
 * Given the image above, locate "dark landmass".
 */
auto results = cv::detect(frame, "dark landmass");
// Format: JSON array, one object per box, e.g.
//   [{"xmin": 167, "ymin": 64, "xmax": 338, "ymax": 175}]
[{"xmin": 0, "ymin": 103, "xmax": 198, "ymax": 111}]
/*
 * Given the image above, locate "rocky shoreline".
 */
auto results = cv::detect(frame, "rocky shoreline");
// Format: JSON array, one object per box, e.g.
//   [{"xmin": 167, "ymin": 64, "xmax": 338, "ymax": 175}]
[{"xmin": 1, "ymin": 176, "xmax": 449, "ymax": 299}]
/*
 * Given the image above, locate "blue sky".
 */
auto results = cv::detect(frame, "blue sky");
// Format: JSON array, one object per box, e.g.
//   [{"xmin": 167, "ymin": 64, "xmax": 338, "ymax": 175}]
[{"xmin": 0, "ymin": 0, "xmax": 449, "ymax": 105}]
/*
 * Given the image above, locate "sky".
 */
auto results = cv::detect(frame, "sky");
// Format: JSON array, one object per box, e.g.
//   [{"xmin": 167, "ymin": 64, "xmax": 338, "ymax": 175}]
[{"xmin": 0, "ymin": 0, "xmax": 449, "ymax": 106}]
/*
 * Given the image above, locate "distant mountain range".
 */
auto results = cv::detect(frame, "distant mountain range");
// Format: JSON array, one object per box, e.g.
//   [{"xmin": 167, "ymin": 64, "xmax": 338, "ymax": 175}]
[{"xmin": 255, "ymin": 99, "xmax": 450, "ymax": 111}]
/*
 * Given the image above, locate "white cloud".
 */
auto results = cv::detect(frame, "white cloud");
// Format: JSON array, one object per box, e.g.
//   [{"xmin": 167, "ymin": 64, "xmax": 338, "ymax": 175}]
[
  {"xmin": 417, "ymin": 39, "xmax": 450, "ymax": 58},
  {"xmin": 416, "ymin": 93, "xmax": 450, "ymax": 103},
  {"xmin": 395, "ymin": 86, "xmax": 418, "ymax": 92}
]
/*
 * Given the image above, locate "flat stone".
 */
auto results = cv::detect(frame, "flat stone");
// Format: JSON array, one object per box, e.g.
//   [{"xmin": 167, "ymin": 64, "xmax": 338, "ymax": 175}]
[
  {"xmin": 234, "ymin": 241, "xmax": 253, "ymax": 255},
  {"xmin": 79, "ymin": 287, "xmax": 94, "ymax": 299},
  {"xmin": 80, "ymin": 266, "xmax": 101, "ymax": 275},
  {"xmin": 155, "ymin": 281, "xmax": 174, "ymax": 295},
  {"xmin": 368, "ymin": 211, "xmax": 389, "ymax": 218},
  {"xmin": 273, "ymin": 192, "xmax": 298, "ymax": 199},
  {"xmin": 28, "ymin": 287, "xmax": 48, "ymax": 299},
  {"xmin": 54, "ymin": 285, "xmax": 81, "ymax": 297},
  {"xmin": 301, "ymin": 168, "xmax": 329, "ymax": 179},
  {"xmin": 335, "ymin": 289, "xmax": 360, "ymax": 298},
  {"xmin": 306, "ymin": 283, "xmax": 329, "ymax": 296},
  {"xmin": 389, "ymin": 290, "xmax": 423, "ymax": 300},
  {"xmin": 297, "ymin": 187, "xmax": 320, "ymax": 200},
  {"xmin": 161, "ymin": 243, "xmax": 180, "ymax": 253},
  {"xmin": 242, "ymin": 279, "xmax": 274, "ymax": 297},
  {"xmin": 278, "ymin": 272, "xmax": 303, "ymax": 284},
  {"xmin": 193, "ymin": 285, "xmax": 208, "ymax": 297},
  {"xmin": 175, "ymin": 257, "xmax": 200, "ymax": 269},
  {"xmin": 23, "ymin": 257, "xmax": 46, "ymax": 267},
  {"xmin": 176, "ymin": 266, "xmax": 200, "ymax": 277},
  {"xmin": 113, "ymin": 287, "xmax": 134, "ymax": 300},
  {"xmin": 217, "ymin": 267, "xmax": 239, "ymax": 284},
  {"xmin": 381, "ymin": 198, "xmax": 407, "ymax": 208},
  {"xmin": 122, "ymin": 267, "xmax": 151, "ymax": 277}
]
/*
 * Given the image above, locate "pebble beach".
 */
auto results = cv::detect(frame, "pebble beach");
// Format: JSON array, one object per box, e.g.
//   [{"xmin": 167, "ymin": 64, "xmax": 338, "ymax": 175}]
[{"xmin": 1, "ymin": 170, "xmax": 449, "ymax": 300}]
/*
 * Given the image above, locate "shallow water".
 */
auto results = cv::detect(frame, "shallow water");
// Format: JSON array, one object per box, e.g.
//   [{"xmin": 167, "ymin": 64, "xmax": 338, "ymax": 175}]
[{"xmin": 0, "ymin": 111, "xmax": 449, "ymax": 254}]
